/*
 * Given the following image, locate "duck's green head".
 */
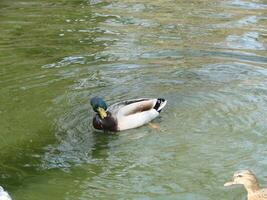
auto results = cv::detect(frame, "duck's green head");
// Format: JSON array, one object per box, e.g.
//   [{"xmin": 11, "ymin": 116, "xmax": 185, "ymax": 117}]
[{"xmin": 90, "ymin": 96, "xmax": 108, "ymax": 119}]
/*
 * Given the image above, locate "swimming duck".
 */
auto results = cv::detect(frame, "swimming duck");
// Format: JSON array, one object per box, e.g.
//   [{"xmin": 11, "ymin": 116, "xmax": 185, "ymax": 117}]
[
  {"xmin": 0, "ymin": 186, "xmax": 12, "ymax": 200},
  {"xmin": 224, "ymin": 170, "xmax": 267, "ymax": 200},
  {"xmin": 90, "ymin": 97, "xmax": 167, "ymax": 132}
]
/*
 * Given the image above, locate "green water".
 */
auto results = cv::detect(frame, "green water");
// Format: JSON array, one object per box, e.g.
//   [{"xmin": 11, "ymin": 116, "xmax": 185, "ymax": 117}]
[{"xmin": 1, "ymin": 0, "xmax": 267, "ymax": 199}]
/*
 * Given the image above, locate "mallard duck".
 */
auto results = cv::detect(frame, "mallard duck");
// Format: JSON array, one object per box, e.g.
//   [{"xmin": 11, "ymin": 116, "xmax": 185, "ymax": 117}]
[
  {"xmin": 224, "ymin": 170, "xmax": 267, "ymax": 200},
  {"xmin": 0, "ymin": 186, "xmax": 12, "ymax": 200},
  {"xmin": 90, "ymin": 97, "xmax": 167, "ymax": 132}
]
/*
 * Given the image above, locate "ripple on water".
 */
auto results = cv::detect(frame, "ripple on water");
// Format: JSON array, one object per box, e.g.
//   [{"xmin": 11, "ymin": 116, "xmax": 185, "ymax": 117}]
[
  {"xmin": 42, "ymin": 56, "xmax": 86, "ymax": 69},
  {"xmin": 2, "ymin": 0, "xmax": 267, "ymax": 199},
  {"xmin": 224, "ymin": 32, "xmax": 265, "ymax": 50},
  {"xmin": 226, "ymin": 0, "xmax": 267, "ymax": 9}
]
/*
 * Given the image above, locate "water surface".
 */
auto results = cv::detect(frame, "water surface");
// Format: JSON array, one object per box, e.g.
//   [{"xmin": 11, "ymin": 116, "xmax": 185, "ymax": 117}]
[{"xmin": 0, "ymin": 0, "xmax": 267, "ymax": 199}]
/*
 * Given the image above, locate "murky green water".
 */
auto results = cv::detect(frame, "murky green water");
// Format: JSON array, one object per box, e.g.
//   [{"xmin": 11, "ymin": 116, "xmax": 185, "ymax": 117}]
[{"xmin": 1, "ymin": 0, "xmax": 267, "ymax": 199}]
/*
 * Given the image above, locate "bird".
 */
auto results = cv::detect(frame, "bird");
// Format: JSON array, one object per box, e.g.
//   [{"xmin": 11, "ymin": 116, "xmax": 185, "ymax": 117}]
[
  {"xmin": 224, "ymin": 170, "xmax": 267, "ymax": 200},
  {"xmin": 0, "ymin": 186, "xmax": 12, "ymax": 200},
  {"xmin": 90, "ymin": 96, "xmax": 167, "ymax": 132}
]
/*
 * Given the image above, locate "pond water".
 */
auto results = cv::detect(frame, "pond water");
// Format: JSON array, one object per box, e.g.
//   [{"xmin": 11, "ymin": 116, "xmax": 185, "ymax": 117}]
[{"xmin": 0, "ymin": 0, "xmax": 267, "ymax": 199}]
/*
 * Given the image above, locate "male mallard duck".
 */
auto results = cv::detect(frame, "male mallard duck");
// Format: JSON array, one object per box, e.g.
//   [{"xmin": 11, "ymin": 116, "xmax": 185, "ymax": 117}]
[
  {"xmin": 90, "ymin": 97, "xmax": 167, "ymax": 132},
  {"xmin": 224, "ymin": 170, "xmax": 267, "ymax": 200},
  {"xmin": 0, "ymin": 186, "xmax": 12, "ymax": 200}
]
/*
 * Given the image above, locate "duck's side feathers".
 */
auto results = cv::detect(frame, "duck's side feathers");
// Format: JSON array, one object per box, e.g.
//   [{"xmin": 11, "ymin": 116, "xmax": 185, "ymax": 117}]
[
  {"xmin": 112, "ymin": 98, "xmax": 160, "ymax": 117},
  {"xmin": 117, "ymin": 109, "xmax": 159, "ymax": 131},
  {"xmin": 116, "ymin": 98, "xmax": 167, "ymax": 131}
]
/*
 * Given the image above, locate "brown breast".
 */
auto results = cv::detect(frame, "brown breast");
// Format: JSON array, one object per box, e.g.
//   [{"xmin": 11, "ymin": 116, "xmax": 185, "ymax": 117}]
[{"xmin": 93, "ymin": 112, "xmax": 118, "ymax": 132}]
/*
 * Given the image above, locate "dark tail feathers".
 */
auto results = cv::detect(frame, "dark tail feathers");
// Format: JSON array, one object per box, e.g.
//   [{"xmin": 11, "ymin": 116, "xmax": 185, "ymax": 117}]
[{"xmin": 153, "ymin": 98, "xmax": 167, "ymax": 113}]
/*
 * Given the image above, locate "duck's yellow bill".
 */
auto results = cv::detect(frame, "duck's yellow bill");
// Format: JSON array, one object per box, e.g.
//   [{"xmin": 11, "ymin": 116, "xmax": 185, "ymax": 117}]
[
  {"xmin": 224, "ymin": 181, "xmax": 234, "ymax": 187},
  {"xmin": 97, "ymin": 107, "xmax": 107, "ymax": 119}
]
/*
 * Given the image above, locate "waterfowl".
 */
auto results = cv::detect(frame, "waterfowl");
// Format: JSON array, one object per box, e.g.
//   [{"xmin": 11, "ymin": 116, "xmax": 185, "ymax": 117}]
[
  {"xmin": 0, "ymin": 186, "xmax": 12, "ymax": 200},
  {"xmin": 90, "ymin": 97, "xmax": 167, "ymax": 132},
  {"xmin": 224, "ymin": 170, "xmax": 267, "ymax": 200}
]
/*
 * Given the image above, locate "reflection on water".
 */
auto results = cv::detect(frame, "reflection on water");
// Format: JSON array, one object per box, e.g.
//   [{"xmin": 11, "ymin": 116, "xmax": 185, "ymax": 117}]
[
  {"xmin": 226, "ymin": 0, "xmax": 267, "ymax": 9},
  {"xmin": 225, "ymin": 32, "xmax": 265, "ymax": 50},
  {"xmin": 0, "ymin": 0, "xmax": 267, "ymax": 199}
]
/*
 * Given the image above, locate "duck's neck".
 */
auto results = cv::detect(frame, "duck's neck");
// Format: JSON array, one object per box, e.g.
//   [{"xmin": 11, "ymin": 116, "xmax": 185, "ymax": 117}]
[{"xmin": 244, "ymin": 182, "xmax": 260, "ymax": 194}]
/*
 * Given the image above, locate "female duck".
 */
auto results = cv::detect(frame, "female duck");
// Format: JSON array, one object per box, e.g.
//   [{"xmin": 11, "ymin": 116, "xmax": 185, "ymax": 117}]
[
  {"xmin": 224, "ymin": 170, "xmax": 267, "ymax": 200},
  {"xmin": 90, "ymin": 97, "xmax": 167, "ymax": 132}
]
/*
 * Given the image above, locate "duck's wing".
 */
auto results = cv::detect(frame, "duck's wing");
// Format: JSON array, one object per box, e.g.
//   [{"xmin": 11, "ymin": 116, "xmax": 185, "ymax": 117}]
[
  {"xmin": 108, "ymin": 98, "xmax": 167, "ymax": 131},
  {"xmin": 107, "ymin": 98, "xmax": 150, "ymax": 115},
  {"xmin": 108, "ymin": 98, "xmax": 167, "ymax": 115}
]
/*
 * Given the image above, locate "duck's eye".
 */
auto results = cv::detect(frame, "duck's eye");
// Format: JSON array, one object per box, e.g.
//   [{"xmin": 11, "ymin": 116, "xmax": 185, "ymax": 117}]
[{"xmin": 237, "ymin": 175, "xmax": 243, "ymax": 178}]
